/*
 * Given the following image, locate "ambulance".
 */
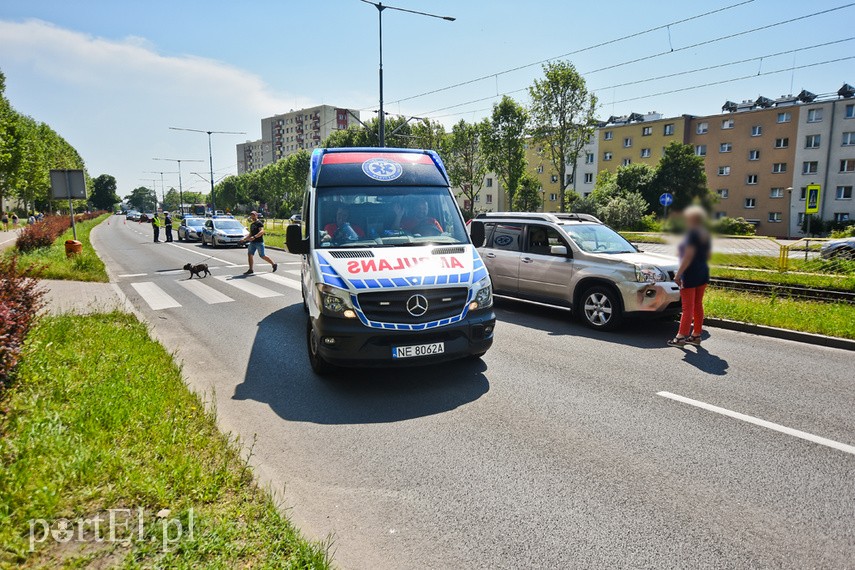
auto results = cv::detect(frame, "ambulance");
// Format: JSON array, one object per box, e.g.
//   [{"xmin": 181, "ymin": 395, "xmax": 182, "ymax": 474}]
[{"xmin": 286, "ymin": 147, "xmax": 495, "ymax": 374}]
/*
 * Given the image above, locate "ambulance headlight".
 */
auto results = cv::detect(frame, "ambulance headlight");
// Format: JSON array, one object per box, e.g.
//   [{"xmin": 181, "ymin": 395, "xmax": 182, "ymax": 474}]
[
  {"xmin": 470, "ymin": 276, "xmax": 493, "ymax": 310},
  {"xmin": 316, "ymin": 284, "xmax": 356, "ymax": 318}
]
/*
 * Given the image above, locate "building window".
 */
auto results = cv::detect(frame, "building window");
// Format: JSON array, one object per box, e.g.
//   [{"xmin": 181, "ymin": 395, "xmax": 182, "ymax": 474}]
[
  {"xmin": 722, "ymin": 118, "xmax": 734, "ymax": 129},
  {"xmin": 695, "ymin": 145, "xmax": 707, "ymax": 156},
  {"xmin": 770, "ymin": 187, "xmax": 784, "ymax": 198},
  {"xmin": 777, "ymin": 112, "xmax": 792, "ymax": 123},
  {"xmin": 623, "ymin": 137, "xmax": 632, "ymax": 148},
  {"xmin": 836, "ymin": 185, "xmax": 853, "ymax": 199},
  {"xmin": 622, "ymin": 158, "xmax": 632, "ymax": 166},
  {"xmin": 718, "ymin": 166, "xmax": 731, "ymax": 176},
  {"xmin": 841, "ymin": 159, "xmax": 855, "ymax": 173},
  {"xmin": 604, "ymin": 131, "xmax": 613, "ymax": 141},
  {"xmin": 846, "ymin": 104, "xmax": 855, "ymax": 118},
  {"xmin": 799, "ymin": 187, "xmax": 807, "ymax": 200},
  {"xmin": 803, "ymin": 161, "xmax": 819, "ymax": 174},
  {"xmin": 584, "ymin": 173, "xmax": 594, "ymax": 183},
  {"xmin": 603, "ymin": 152, "xmax": 613, "ymax": 161},
  {"xmin": 696, "ymin": 122, "xmax": 709, "ymax": 134},
  {"xmin": 549, "ymin": 193, "xmax": 558, "ymax": 201},
  {"xmin": 486, "ymin": 194, "xmax": 493, "ymax": 204},
  {"xmin": 642, "ymin": 126, "xmax": 652, "ymax": 136},
  {"xmin": 641, "ymin": 148, "xmax": 651, "ymax": 158},
  {"xmin": 746, "ymin": 174, "xmax": 758, "ymax": 185},
  {"xmin": 486, "ymin": 178, "xmax": 493, "ymax": 187},
  {"xmin": 842, "ymin": 132, "xmax": 855, "ymax": 146},
  {"xmin": 537, "ymin": 165, "xmax": 544, "ymax": 174},
  {"xmin": 768, "ymin": 212, "xmax": 782, "ymax": 223},
  {"xmin": 715, "ymin": 211, "xmax": 727, "ymax": 220},
  {"xmin": 807, "ymin": 108, "xmax": 823, "ymax": 123},
  {"xmin": 550, "ymin": 174, "xmax": 558, "ymax": 183},
  {"xmin": 772, "ymin": 163, "xmax": 787, "ymax": 173},
  {"xmin": 585, "ymin": 153, "xmax": 594, "ymax": 164},
  {"xmin": 749, "ymin": 149, "xmax": 760, "ymax": 161},
  {"xmin": 719, "ymin": 142, "xmax": 733, "ymax": 153},
  {"xmin": 744, "ymin": 198, "xmax": 756, "ymax": 208},
  {"xmin": 805, "ymin": 134, "xmax": 821, "ymax": 149},
  {"xmin": 751, "ymin": 125, "xmax": 762, "ymax": 136},
  {"xmin": 774, "ymin": 137, "xmax": 789, "ymax": 148},
  {"xmin": 834, "ymin": 212, "xmax": 851, "ymax": 222},
  {"xmin": 664, "ymin": 123, "xmax": 675, "ymax": 135},
  {"xmin": 797, "ymin": 212, "xmax": 806, "ymax": 224},
  {"xmin": 717, "ymin": 188, "xmax": 729, "ymax": 199}
]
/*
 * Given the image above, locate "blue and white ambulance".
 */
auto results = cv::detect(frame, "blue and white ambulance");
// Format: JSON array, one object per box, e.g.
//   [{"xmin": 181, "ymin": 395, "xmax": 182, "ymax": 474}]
[{"xmin": 286, "ymin": 147, "xmax": 495, "ymax": 374}]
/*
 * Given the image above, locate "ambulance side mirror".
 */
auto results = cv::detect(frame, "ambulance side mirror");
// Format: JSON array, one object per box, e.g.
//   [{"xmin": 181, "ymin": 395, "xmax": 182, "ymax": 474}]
[
  {"xmin": 286, "ymin": 224, "xmax": 309, "ymax": 255},
  {"xmin": 470, "ymin": 221, "xmax": 485, "ymax": 248}
]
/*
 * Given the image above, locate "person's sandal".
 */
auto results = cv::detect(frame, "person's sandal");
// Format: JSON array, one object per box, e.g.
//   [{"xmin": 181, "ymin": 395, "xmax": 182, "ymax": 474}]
[
  {"xmin": 686, "ymin": 335, "xmax": 702, "ymax": 346},
  {"xmin": 667, "ymin": 336, "xmax": 688, "ymax": 347}
]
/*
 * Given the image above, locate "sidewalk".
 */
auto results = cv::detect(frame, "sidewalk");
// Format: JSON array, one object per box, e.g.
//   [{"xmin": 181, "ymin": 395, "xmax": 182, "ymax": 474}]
[
  {"xmin": 38, "ymin": 279, "xmax": 131, "ymax": 315},
  {"xmin": 0, "ymin": 228, "xmax": 20, "ymax": 252}
]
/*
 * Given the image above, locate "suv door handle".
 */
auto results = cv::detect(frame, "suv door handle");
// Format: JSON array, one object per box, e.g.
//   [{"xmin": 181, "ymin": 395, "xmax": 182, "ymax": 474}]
[
  {"xmin": 484, "ymin": 253, "xmax": 496, "ymax": 259},
  {"xmin": 521, "ymin": 257, "xmax": 534, "ymax": 263}
]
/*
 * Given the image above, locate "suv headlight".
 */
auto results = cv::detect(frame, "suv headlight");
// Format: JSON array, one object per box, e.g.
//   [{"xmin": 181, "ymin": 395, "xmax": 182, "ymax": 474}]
[
  {"xmin": 469, "ymin": 276, "xmax": 493, "ymax": 310},
  {"xmin": 316, "ymin": 284, "xmax": 357, "ymax": 318},
  {"xmin": 635, "ymin": 264, "xmax": 666, "ymax": 283}
]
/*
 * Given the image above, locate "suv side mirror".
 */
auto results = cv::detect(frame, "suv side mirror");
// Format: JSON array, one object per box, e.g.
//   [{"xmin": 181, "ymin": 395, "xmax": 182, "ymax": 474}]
[
  {"xmin": 550, "ymin": 245, "xmax": 570, "ymax": 257},
  {"xmin": 286, "ymin": 223, "xmax": 309, "ymax": 255},
  {"xmin": 470, "ymin": 221, "xmax": 485, "ymax": 248}
]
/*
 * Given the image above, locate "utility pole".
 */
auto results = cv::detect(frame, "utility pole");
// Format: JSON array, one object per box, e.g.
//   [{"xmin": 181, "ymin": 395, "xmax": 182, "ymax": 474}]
[
  {"xmin": 154, "ymin": 158, "xmax": 204, "ymax": 215},
  {"xmin": 169, "ymin": 127, "xmax": 245, "ymax": 213}
]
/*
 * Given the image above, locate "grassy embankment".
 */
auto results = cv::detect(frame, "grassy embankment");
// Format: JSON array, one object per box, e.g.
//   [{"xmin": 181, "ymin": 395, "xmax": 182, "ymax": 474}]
[
  {"xmin": 4, "ymin": 214, "xmax": 110, "ymax": 282},
  {"xmin": 0, "ymin": 312, "xmax": 331, "ymax": 567}
]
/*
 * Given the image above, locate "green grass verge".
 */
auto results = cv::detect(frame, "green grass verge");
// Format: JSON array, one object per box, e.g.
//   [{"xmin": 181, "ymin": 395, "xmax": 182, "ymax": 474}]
[
  {"xmin": 704, "ymin": 289, "xmax": 855, "ymax": 339},
  {"xmin": 4, "ymin": 214, "xmax": 110, "ymax": 282},
  {"xmin": 710, "ymin": 267, "xmax": 855, "ymax": 292},
  {"xmin": 620, "ymin": 232, "xmax": 667, "ymax": 244},
  {"xmin": 0, "ymin": 312, "xmax": 330, "ymax": 568}
]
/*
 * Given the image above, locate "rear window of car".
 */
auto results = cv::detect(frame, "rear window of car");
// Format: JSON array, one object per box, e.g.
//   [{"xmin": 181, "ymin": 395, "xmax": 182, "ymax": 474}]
[{"xmin": 214, "ymin": 220, "xmax": 244, "ymax": 230}]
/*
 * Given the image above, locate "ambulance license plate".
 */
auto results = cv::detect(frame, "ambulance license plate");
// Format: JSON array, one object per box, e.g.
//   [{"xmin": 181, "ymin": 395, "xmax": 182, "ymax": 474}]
[{"xmin": 392, "ymin": 342, "xmax": 445, "ymax": 359}]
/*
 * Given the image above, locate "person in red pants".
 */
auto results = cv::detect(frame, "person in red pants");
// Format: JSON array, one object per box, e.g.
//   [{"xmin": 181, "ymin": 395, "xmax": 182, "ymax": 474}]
[{"xmin": 669, "ymin": 206, "xmax": 711, "ymax": 347}]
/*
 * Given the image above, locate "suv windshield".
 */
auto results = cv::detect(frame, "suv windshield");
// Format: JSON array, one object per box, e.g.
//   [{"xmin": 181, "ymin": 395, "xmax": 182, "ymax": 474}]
[
  {"xmin": 315, "ymin": 186, "xmax": 468, "ymax": 248},
  {"xmin": 561, "ymin": 223, "xmax": 637, "ymax": 254},
  {"xmin": 214, "ymin": 220, "xmax": 244, "ymax": 230}
]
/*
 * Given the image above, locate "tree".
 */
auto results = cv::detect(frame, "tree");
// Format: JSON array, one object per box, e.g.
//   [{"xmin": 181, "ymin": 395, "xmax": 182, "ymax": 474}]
[
  {"xmin": 483, "ymin": 96, "xmax": 528, "ymax": 211},
  {"xmin": 446, "ymin": 119, "xmax": 489, "ymax": 218},
  {"xmin": 616, "ymin": 163, "xmax": 656, "ymax": 204},
  {"xmin": 125, "ymin": 186, "xmax": 156, "ymax": 211},
  {"xmin": 595, "ymin": 192, "xmax": 648, "ymax": 231},
  {"xmin": 322, "ymin": 115, "xmax": 414, "ymax": 149},
  {"xmin": 410, "ymin": 119, "xmax": 447, "ymax": 153},
  {"xmin": 90, "ymin": 174, "xmax": 120, "ymax": 210},
  {"xmin": 528, "ymin": 61, "xmax": 598, "ymax": 212},
  {"xmin": 648, "ymin": 142, "xmax": 713, "ymax": 212},
  {"xmin": 514, "ymin": 173, "xmax": 543, "ymax": 212}
]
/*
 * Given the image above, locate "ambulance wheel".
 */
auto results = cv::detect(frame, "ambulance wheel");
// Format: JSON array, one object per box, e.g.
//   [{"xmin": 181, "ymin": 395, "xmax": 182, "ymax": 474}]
[{"xmin": 307, "ymin": 318, "xmax": 334, "ymax": 376}]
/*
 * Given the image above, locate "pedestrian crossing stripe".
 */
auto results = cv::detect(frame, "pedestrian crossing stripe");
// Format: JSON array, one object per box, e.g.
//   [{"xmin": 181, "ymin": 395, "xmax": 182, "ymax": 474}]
[
  {"xmin": 179, "ymin": 279, "xmax": 234, "ymax": 304},
  {"xmin": 214, "ymin": 275, "xmax": 283, "ymax": 298},
  {"xmin": 130, "ymin": 282, "xmax": 181, "ymax": 310},
  {"xmin": 128, "ymin": 272, "xmax": 303, "ymax": 310},
  {"xmin": 258, "ymin": 273, "xmax": 301, "ymax": 290}
]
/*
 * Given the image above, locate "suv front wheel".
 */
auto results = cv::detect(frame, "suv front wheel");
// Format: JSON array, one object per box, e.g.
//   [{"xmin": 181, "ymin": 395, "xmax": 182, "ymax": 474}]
[{"xmin": 579, "ymin": 285, "xmax": 623, "ymax": 331}]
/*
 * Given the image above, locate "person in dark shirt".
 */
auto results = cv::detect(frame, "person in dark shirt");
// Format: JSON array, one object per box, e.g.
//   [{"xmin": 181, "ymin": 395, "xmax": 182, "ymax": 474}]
[
  {"xmin": 164, "ymin": 211, "xmax": 174, "ymax": 242},
  {"xmin": 240, "ymin": 211, "xmax": 277, "ymax": 275},
  {"xmin": 393, "ymin": 199, "xmax": 443, "ymax": 235},
  {"xmin": 669, "ymin": 206, "xmax": 712, "ymax": 347}
]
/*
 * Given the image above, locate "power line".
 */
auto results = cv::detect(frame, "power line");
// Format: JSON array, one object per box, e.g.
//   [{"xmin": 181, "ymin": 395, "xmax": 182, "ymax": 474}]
[{"xmin": 387, "ymin": 0, "xmax": 758, "ymax": 106}]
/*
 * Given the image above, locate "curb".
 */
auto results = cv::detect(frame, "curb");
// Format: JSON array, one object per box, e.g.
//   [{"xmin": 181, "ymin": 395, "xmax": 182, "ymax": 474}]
[{"xmin": 704, "ymin": 317, "xmax": 855, "ymax": 351}]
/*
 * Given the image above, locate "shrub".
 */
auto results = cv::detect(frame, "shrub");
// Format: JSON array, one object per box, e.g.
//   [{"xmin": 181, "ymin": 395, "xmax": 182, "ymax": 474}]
[
  {"xmin": 595, "ymin": 191, "xmax": 648, "ymax": 231},
  {"xmin": 711, "ymin": 216, "xmax": 757, "ymax": 236},
  {"xmin": 14, "ymin": 212, "xmax": 105, "ymax": 253},
  {"xmin": 830, "ymin": 225, "xmax": 855, "ymax": 239},
  {"xmin": 0, "ymin": 257, "xmax": 45, "ymax": 389}
]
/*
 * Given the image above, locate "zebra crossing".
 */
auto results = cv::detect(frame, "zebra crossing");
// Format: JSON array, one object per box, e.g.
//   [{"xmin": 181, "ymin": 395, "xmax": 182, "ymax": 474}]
[{"xmin": 128, "ymin": 270, "xmax": 303, "ymax": 311}]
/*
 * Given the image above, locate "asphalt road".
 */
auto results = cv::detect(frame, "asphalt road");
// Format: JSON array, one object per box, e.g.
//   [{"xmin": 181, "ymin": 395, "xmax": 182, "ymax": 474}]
[{"xmin": 92, "ymin": 216, "xmax": 855, "ymax": 569}]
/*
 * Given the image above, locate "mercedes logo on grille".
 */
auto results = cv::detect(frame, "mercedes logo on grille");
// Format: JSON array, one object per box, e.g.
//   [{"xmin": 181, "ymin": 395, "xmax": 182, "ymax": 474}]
[{"xmin": 406, "ymin": 294, "xmax": 429, "ymax": 317}]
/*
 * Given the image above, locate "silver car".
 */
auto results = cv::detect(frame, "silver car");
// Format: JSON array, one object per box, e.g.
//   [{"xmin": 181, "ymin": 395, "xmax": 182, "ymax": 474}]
[
  {"xmin": 471, "ymin": 212, "xmax": 681, "ymax": 330},
  {"xmin": 177, "ymin": 217, "xmax": 206, "ymax": 242},
  {"xmin": 201, "ymin": 218, "xmax": 249, "ymax": 248}
]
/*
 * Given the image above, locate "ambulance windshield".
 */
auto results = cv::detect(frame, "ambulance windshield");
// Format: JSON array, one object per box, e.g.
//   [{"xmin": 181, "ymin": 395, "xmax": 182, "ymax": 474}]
[{"xmin": 315, "ymin": 187, "xmax": 469, "ymax": 248}]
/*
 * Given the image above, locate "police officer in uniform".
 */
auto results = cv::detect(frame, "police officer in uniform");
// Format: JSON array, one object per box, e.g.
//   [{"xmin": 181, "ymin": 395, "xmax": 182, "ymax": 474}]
[
  {"xmin": 151, "ymin": 212, "xmax": 161, "ymax": 243},
  {"xmin": 164, "ymin": 211, "xmax": 174, "ymax": 242}
]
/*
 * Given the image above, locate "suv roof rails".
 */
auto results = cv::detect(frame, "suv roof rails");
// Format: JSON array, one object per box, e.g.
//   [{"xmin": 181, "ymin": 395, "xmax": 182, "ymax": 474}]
[{"xmin": 474, "ymin": 212, "xmax": 602, "ymax": 224}]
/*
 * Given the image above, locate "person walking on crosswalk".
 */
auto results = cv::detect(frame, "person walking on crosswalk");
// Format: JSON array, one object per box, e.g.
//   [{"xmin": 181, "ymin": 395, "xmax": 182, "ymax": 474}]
[{"xmin": 241, "ymin": 211, "xmax": 277, "ymax": 275}]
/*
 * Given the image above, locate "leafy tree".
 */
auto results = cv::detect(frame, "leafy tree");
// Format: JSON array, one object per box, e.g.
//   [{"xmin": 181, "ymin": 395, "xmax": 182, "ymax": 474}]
[
  {"xmin": 483, "ymin": 96, "xmax": 528, "ymax": 211},
  {"xmin": 648, "ymin": 142, "xmax": 712, "ymax": 212},
  {"xmin": 323, "ymin": 115, "xmax": 413, "ymax": 149},
  {"xmin": 595, "ymin": 191, "xmax": 648, "ymax": 231},
  {"xmin": 616, "ymin": 163, "xmax": 656, "ymax": 207},
  {"xmin": 410, "ymin": 119, "xmax": 447, "ymax": 152},
  {"xmin": 528, "ymin": 61, "xmax": 598, "ymax": 212},
  {"xmin": 124, "ymin": 186, "xmax": 156, "ymax": 211},
  {"xmin": 513, "ymin": 173, "xmax": 543, "ymax": 212},
  {"xmin": 446, "ymin": 119, "xmax": 489, "ymax": 218},
  {"xmin": 90, "ymin": 174, "xmax": 120, "ymax": 210}
]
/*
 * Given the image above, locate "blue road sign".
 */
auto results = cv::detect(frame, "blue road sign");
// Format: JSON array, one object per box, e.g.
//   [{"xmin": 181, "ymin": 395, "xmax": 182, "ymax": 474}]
[{"xmin": 659, "ymin": 193, "xmax": 674, "ymax": 207}]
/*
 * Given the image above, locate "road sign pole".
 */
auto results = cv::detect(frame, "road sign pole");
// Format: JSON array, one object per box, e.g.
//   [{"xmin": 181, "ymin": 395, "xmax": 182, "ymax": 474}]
[{"xmin": 65, "ymin": 170, "xmax": 78, "ymax": 240}]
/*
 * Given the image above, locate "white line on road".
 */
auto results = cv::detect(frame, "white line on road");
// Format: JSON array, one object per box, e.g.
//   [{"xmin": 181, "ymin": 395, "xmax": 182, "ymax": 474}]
[
  {"xmin": 257, "ymin": 273, "xmax": 301, "ymax": 290},
  {"xmin": 118, "ymin": 273, "xmax": 147, "ymax": 278},
  {"xmin": 179, "ymin": 279, "xmax": 235, "ymax": 304},
  {"xmin": 215, "ymin": 275, "xmax": 283, "ymax": 298},
  {"xmin": 130, "ymin": 282, "xmax": 181, "ymax": 310},
  {"xmin": 167, "ymin": 242, "xmax": 237, "ymax": 266},
  {"xmin": 657, "ymin": 391, "xmax": 855, "ymax": 456},
  {"xmin": 283, "ymin": 269, "xmax": 301, "ymax": 276}
]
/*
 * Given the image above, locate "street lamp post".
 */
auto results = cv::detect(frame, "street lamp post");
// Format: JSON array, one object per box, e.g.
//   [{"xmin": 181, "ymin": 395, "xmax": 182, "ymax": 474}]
[
  {"xmin": 169, "ymin": 127, "xmax": 245, "ymax": 214},
  {"xmin": 145, "ymin": 171, "xmax": 177, "ymax": 209},
  {"xmin": 359, "ymin": 1, "xmax": 454, "ymax": 147},
  {"xmin": 154, "ymin": 158, "xmax": 205, "ymax": 215}
]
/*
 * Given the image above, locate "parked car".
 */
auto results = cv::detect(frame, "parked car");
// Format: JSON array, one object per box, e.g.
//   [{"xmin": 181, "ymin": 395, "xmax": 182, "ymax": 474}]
[
  {"xmin": 177, "ymin": 217, "xmax": 206, "ymax": 242},
  {"xmin": 125, "ymin": 210, "xmax": 140, "ymax": 221},
  {"xmin": 201, "ymin": 218, "xmax": 249, "ymax": 248},
  {"xmin": 470, "ymin": 212, "xmax": 681, "ymax": 330},
  {"xmin": 820, "ymin": 237, "xmax": 855, "ymax": 260}
]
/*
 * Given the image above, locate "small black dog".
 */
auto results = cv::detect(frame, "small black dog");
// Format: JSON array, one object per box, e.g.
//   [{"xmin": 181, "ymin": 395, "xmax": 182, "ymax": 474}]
[{"xmin": 183, "ymin": 262, "xmax": 210, "ymax": 279}]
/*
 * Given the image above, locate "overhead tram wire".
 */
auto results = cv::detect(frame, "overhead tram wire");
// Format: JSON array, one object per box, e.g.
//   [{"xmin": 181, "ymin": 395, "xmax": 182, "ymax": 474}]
[{"xmin": 386, "ymin": 0, "xmax": 758, "ymax": 106}]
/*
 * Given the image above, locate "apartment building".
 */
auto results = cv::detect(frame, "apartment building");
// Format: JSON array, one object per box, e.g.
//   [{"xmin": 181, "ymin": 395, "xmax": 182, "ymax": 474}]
[
  {"xmin": 688, "ymin": 97, "xmax": 802, "ymax": 237},
  {"xmin": 598, "ymin": 113, "xmax": 690, "ymax": 173},
  {"xmin": 458, "ymin": 172, "xmax": 507, "ymax": 214},
  {"xmin": 789, "ymin": 85, "xmax": 855, "ymax": 236},
  {"xmin": 237, "ymin": 105, "xmax": 360, "ymax": 174},
  {"xmin": 568, "ymin": 135, "xmax": 599, "ymax": 200},
  {"xmin": 526, "ymin": 143, "xmax": 561, "ymax": 212}
]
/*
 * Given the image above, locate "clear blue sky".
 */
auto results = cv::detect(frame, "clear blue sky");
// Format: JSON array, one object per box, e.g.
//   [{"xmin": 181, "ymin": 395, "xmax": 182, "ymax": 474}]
[{"xmin": 1, "ymin": 0, "xmax": 853, "ymax": 196}]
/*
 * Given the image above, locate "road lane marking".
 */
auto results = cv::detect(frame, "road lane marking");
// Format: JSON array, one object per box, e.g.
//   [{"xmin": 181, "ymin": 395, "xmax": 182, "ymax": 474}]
[
  {"xmin": 215, "ymin": 275, "xmax": 282, "ymax": 298},
  {"xmin": 257, "ymin": 273, "xmax": 301, "ymax": 291},
  {"xmin": 179, "ymin": 279, "xmax": 234, "ymax": 304},
  {"xmin": 166, "ymin": 242, "xmax": 237, "ymax": 266},
  {"xmin": 657, "ymin": 391, "xmax": 855, "ymax": 456},
  {"xmin": 130, "ymin": 282, "xmax": 181, "ymax": 310},
  {"xmin": 119, "ymin": 273, "xmax": 147, "ymax": 278},
  {"xmin": 283, "ymin": 269, "xmax": 301, "ymax": 276}
]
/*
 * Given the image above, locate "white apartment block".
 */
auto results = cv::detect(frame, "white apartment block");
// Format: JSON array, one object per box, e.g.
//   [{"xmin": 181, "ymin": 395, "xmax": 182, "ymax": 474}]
[
  {"xmin": 455, "ymin": 172, "xmax": 507, "ymax": 215},
  {"xmin": 789, "ymin": 85, "xmax": 855, "ymax": 236}
]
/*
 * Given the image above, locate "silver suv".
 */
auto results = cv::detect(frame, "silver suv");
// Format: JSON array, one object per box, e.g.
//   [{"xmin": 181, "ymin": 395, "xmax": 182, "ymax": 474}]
[{"xmin": 470, "ymin": 212, "xmax": 681, "ymax": 330}]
